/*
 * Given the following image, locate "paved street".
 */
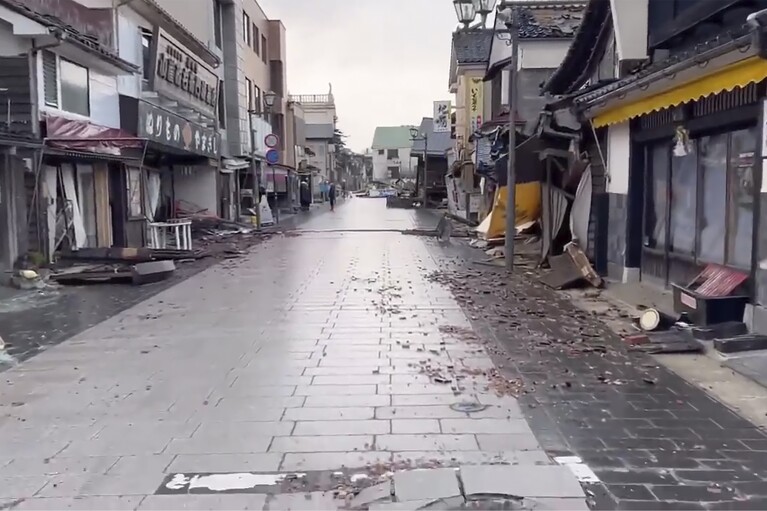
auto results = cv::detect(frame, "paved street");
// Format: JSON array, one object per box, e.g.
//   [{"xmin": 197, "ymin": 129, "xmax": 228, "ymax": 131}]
[{"xmin": 0, "ymin": 199, "xmax": 586, "ymax": 510}]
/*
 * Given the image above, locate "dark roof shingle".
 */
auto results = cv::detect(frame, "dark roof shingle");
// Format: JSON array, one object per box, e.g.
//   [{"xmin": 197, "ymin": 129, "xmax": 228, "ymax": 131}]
[
  {"xmin": 452, "ymin": 30, "xmax": 494, "ymax": 65},
  {"xmin": 513, "ymin": 4, "xmax": 586, "ymax": 39},
  {"xmin": 0, "ymin": 0, "xmax": 138, "ymax": 73}
]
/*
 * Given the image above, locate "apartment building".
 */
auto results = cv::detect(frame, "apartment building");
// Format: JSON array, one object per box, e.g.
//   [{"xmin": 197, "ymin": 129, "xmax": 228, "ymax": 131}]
[{"xmin": 289, "ymin": 92, "xmax": 336, "ymax": 199}]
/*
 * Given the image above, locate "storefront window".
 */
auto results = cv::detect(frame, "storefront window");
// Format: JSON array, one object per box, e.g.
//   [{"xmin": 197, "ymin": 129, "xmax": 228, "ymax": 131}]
[
  {"xmin": 645, "ymin": 144, "xmax": 668, "ymax": 249},
  {"xmin": 697, "ymin": 134, "xmax": 727, "ymax": 264},
  {"xmin": 727, "ymin": 128, "xmax": 756, "ymax": 268},
  {"xmin": 669, "ymin": 142, "xmax": 697, "ymax": 255}
]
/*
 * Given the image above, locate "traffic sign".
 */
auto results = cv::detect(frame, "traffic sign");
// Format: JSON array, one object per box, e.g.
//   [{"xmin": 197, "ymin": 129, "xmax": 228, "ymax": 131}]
[
  {"xmin": 265, "ymin": 149, "xmax": 279, "ymax": 164},
  {"xmin": 264, "ymin": 133, "xmax": 279, "ymax": 148}
]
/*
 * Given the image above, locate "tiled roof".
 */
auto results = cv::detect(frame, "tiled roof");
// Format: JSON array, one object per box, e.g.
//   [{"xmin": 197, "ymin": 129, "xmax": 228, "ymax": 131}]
[
  {"xmin": 0, "ymin": 126, "xmax": 41, "ymax": 146},
  {"xmin": 452, "ymin": 30, "xmax": 494, "ymax": 64},
  {"xmin": 371, "ymin": 126, "xmax": 416, "ymax": 150},
  {"xmin": 0, "ymin": 0, "xmax": 138, "ymax": 73},
  {"xmin": 513, "ymin": 3, "xmax": 587, "ymax": 39},
  {"xmin": 543, "ymin": 0, "xmax": 612, "ymax": 95}
]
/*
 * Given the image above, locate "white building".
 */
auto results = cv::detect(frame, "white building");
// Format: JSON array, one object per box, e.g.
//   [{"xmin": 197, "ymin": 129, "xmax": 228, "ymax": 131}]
[{"xmin": 370, "ymin": 126, "xmax": 417, "ymax": 182}]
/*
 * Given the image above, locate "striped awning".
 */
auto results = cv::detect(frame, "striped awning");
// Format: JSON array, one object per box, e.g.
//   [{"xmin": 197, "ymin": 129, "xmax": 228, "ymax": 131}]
[{"xmin": 593, "ymin": 56, "xmax": 767, "ymax": 128}]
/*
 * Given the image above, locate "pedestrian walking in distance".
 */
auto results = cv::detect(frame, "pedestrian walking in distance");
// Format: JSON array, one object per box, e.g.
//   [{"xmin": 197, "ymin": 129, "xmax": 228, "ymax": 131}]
[{"xmin": 328, "ymin": 181, "xmax": 337, "ymax": 211}]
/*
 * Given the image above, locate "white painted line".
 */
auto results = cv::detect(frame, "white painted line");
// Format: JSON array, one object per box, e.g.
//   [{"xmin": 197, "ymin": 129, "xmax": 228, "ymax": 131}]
[
  {"xmin": 165, "ymin": 472, "xmax": 307, "ymax": 492},
  {"xmin": 553, "ymin": 456, "xmax": 600, "ymax": 484}
]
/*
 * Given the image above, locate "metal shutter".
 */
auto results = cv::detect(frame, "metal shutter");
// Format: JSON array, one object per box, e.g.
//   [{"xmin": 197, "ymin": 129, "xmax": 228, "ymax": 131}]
[{"xmin": 42, "ymin": 50, "xmax": 58, "ymax": 107}]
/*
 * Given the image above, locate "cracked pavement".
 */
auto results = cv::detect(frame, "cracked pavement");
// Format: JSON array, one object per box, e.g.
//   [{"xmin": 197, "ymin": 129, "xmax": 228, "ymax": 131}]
[{"xmin": 0, "ymin": 200, "xmax": 586, "ymax": 510}]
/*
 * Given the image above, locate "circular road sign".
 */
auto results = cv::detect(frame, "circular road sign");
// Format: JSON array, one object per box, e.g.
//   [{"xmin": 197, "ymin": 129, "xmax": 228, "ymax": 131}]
[
  {"xmin": 264, "ymin": 133, "xmax": 279, "ymax": 148},
  {"xmin": 265, "ymin": 149, "xmax": 279, "ymax": 164}
]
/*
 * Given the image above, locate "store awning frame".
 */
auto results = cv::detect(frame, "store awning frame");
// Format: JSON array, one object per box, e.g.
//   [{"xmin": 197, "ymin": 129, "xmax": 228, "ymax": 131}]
[{"xmin": 592, "ymin": 56, "xmax": 767, "ymax": 128}]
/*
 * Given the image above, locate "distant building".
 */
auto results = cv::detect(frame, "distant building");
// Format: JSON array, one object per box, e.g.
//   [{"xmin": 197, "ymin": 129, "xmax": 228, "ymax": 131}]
[
  {"xmin": 370, "ymin": 126, "xmax": 417, "ymax": 182},
  {"xmin": 289, "ymin": 90, "xmax": 336, "ymax": 197}
]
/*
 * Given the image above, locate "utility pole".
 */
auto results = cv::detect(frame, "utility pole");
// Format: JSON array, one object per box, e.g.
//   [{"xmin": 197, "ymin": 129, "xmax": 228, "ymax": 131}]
[{"xmin": 504, "ymin": 11, "xmax": 518, "ymax": 272}]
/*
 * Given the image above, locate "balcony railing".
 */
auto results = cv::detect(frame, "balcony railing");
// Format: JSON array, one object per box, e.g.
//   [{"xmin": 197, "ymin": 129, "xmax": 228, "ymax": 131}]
[{"xmin": 289, "ymin": 94, "xmax": 334, "ymax": 105}]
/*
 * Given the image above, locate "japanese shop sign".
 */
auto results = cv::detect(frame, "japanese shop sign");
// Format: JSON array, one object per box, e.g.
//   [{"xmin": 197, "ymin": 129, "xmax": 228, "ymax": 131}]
[
  {"xmin": 150, "ymin": 28, "xmax": 219, "ymax": 119},
  {"xmin": 138, "ymin": 101, "xmax": 220, "ymax": 158}
]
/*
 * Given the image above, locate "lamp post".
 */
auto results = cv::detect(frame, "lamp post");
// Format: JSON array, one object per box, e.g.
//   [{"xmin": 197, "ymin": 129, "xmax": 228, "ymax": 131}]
[
  {"xmin": 250, "ymin": 90, "xmax": 279, "ymax": 226},
  {"xmin": 410, "ymin": 127, "xmax": 428, "ymax": 203}
]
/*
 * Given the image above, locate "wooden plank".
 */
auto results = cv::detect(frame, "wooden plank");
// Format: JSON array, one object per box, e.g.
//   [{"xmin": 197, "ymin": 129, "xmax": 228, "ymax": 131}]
[{"xmin": 94, "ymin": 162, "xmax": 112, "ymax": 247}]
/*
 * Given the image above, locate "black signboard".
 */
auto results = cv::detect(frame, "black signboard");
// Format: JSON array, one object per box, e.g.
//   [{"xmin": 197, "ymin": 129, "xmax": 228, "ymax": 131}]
[
  {"xmin": 138, "ymin": 101, "xmax": 220, "ymax": 158},
  {"xmin": 150, "ymin": 28, "xmax": 219, "ymax": 119}
]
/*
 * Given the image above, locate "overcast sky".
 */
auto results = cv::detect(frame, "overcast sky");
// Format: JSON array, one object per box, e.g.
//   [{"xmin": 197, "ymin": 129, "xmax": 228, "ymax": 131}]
[{"xmin": 258, "ymin": 0, "xmax": 459, "ymax": 152}]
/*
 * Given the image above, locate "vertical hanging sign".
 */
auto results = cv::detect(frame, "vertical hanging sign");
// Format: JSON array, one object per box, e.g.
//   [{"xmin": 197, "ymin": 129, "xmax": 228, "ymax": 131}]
[
  {"xmin": 433, "ymin": 101, "xmax": 451, "ymax": 133},
  {"xmin": 469, "ymin": 78, "xmax": 484, "ymax": 133}
]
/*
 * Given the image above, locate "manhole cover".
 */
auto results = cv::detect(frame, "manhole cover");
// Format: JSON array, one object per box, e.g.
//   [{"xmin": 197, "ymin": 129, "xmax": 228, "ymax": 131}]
[{"xmin": 449, "ymin": 401, "xmax": 488, "ymax": 413}]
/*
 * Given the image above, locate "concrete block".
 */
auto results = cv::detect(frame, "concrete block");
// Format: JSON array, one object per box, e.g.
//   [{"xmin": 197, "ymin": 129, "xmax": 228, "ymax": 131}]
[
  {"xmin": 392, "ymin": 468, "xmax": 461, "ymax": 502},
  {"xmin": 460, "ymin": 465, "xmax": 585, "ymax": 498}
]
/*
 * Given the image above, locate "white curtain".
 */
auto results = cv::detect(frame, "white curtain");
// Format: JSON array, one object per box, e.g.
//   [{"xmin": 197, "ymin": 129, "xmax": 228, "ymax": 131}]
[{"xmin": 143, "ymin": 170, "xmax": 162, "ymax": 222}]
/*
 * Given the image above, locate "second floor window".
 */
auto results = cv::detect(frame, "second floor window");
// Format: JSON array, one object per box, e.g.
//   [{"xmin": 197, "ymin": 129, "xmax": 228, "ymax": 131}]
[
  {"xmin": 42, "ymin": 51, "xmax": 90, "ymax": 117},
  {"xmin": 245, "ymin": 78, "xmax": 253, "ymax": 111},
  {"xmin": 262, "ymin": 35, "xmax": 267, "ymax": 64},
  {"xmin": 253, "ymin": 24, "xmax": 260, "ymax": 55},
  {"xmin": 141, "ymin": 29, "xmax": 152, "ymax": 81},
  {"xmin": 243, "ymin": 12, "xmax": 251, "ymax": 45},
  {"xmin": 387, "ymin": 149, "xmax": 399, "ymax": 159},
  {"xmin": 213, "ymin": 0, "xmax": 223, "ymax": 49}
]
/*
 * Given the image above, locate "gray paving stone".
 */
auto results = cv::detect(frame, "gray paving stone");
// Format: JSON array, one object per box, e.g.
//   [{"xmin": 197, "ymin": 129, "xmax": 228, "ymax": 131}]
[
  {"xmin": 224, "ymin": 385, "xmax": 297, "ymax": 397},
  {"xmin": 303, "ymin": 395, "xmax": 391, "ymax": 408},
  {"xmin": 293, "ymin": 420, "xmax": 390, "ymax": 435},
  {"xmin": 0, "ymin": 456, "xmax": 119, "ymax": 478},
  {"xmin": 460, "ymin": 465, "xmax": 585, "ymax": 498},
  {"xmin": 270, "ymin": 435, "xmax": 373, "ymax": 453},
  {"xmin": 280, "ymin": 452, "xmax": 392, "ymax": 471},
  {"xmin": 167, "ymin": 453, "xmax": 283, "ymax": 473},
  {"xmin": 527, "ymin": 498, "xmax": 590, "ymax": 510},
  {"xmin": 293, "ymin": 385, "xmax": 378, "ymax": 396},
  {"xmin": 12, "ymin": 496, "xmax": 143, "ymax": 510},
  {"xmin": 0, "ymin": 476, "xmax": 49, "ymax": 498},
  {"xmin": 264, "ymin": 491, "xmax": 340, "ymax": 510},
  {"xmin": 391, "ymin": 394, "xmax": 466, "ymax": 406},
  {"xmin": 319, "ymin": 358, "xmax": 392, "ymax": 367},
  {"xmin": 376, "ymin": 434, "xmax": 478, "ymax": 451},
  {"xmin": 377, "ymin": 384, "xmax": 454, "ymax": 395},
  {"xmin": 368, "ymin": 500, "xmax": 433, "ymax": 511},
  {"xmin": 391, "ymin": 420, "xmax": 441, "ymax": 434},
  {"xmin": 376, "ymin": 406, "xmax": 468, "ymax": 419},
  {"xmin": 138, "ymin": 494, "xmax": 268, "ymax": 510},
  {"xmin": 391, "ymin": 450, "xmax": 551, "ymax": 468},
  {"xmin": 475, "ymin": 434, "xmax": 541, "ymax": 451},
  {"xmin": 393, "ymin": 468, "xmax": 461, "ymax": 502},
  {"xmin": 312, "ymin": 375, "xmax": 391, "ymax": 385},
  {"xmin": 165, "ymin": 435, "xmax": 272, "ymax": 455},
  {"xmin": 283, "ymin": 407, "xmax": 374, "ymax": 421},
  {"xmin": 440, "ymin": 418, "xmax": 533, "ymax": 435},
  {"xmin": 351, "ymin": 481, "xmax": 393, "ymax": 508},
  {"xmin": 192, "ymin": 421, "xmax": 294, "ymax": 439}
]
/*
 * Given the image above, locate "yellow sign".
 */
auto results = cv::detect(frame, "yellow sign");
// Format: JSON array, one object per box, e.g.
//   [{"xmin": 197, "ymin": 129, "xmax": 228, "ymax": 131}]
[{"xmin": 469, "ymin": 78, "xmax": 483, "ymax": 133}]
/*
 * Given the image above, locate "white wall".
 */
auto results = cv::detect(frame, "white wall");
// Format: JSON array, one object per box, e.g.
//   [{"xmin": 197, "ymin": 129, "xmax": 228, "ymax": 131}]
[
  {"xmin": 518, "ymin": 40, "xmax": 571, "ymax": 70},
  {"xmin": 0, "ymin": 25, "xmax": 30, "ymax": 56},
  {"xmin": 306, "ymin": 141, "xmax": 328, "ymax": 176},
  {"xmin": 304, "ymin": 109, "xmax": 336, "ymax": 125},
  {"xmin": 607, "ymin": 121, "xmax": 630, "ymax": 194},
  {"xmin": 372, "ymin": 146, "xmax": 414, "ymax": 181},
  {"xmin": 610, "ymin": 0, "xmax": 648, "ymax": 61},
  {"xmin": 172, "ymin": 166, "xmax": 218, "ymax": 214},
  {"xmin": 116, "ymin": 8, "xmax": 148, "ymax": 98}
]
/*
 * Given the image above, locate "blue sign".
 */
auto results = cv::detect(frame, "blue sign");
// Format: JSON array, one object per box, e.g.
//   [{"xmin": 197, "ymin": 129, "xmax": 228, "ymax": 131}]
[{"xmin": 265, "ymin": 149, "xmax": 279, "ymax": 164}]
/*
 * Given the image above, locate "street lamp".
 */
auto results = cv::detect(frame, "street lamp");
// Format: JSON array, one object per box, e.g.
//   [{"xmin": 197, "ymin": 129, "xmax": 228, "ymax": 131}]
[
  {"xmin": 409, "ymin": 127, "xmax": 428, "ymax": 203},
  {"xmin": 263, "ymin": 90, "xmax": 277, "ymax": 110},
  {"xmin": 473, "ymin": 0, "xmax": 497, "ymax": 26},
  {"xmin": 453, "ymin": 0, "xmax": 477, "ymax": 28}
]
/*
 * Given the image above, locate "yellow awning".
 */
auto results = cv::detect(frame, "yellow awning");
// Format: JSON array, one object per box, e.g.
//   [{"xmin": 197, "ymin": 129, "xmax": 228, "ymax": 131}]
[{"xmin": 592, "ymin": 56, "xmax": 767, "ymax": 128}]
